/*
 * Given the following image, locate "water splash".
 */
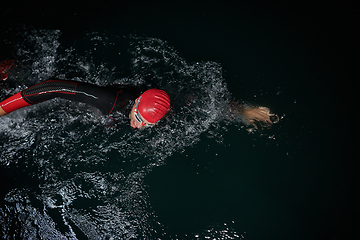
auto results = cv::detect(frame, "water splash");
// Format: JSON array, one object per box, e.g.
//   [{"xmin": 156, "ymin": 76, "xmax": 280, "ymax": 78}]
[{"xmin": 1, "ymin": 30, "xmax": 237, "ymax": 239}]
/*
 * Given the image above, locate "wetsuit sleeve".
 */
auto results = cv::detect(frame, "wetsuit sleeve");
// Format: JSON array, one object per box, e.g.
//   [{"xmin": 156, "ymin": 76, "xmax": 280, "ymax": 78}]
[{"xmin": 0, "ymin": 80, "xmax": 125, "ymax": 115}]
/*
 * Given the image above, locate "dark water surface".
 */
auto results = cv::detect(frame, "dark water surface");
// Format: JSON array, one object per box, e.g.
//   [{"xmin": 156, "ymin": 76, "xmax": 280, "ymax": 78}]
[{"xmin": 1, "ymin": 1, "xmax": 358, "ymax": 239}]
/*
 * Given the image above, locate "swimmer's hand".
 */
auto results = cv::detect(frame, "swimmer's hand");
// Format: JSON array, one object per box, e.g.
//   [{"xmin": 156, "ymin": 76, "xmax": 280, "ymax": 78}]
[{"xmin": 228, "ymin": 101, "xmax": 279, "ymax": 130}]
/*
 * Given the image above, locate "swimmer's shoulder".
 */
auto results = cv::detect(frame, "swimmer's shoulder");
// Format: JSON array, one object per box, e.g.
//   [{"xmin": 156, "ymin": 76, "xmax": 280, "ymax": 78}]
[{"xmin": 112, "ymin": 84, "xmax": 148, "ymax": 98}]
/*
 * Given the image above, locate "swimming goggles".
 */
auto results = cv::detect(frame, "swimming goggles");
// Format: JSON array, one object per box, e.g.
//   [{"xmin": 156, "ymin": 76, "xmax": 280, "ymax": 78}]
[{"xmin": 133, "ymin": 96, "xmax": 148, "ymax": 127}]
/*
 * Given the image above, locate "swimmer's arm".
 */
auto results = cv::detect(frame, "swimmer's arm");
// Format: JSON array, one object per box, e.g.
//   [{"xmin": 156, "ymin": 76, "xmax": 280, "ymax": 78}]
[{"xmin": 0, "ymin": 80, "xmax": 78, "ymax": 117}]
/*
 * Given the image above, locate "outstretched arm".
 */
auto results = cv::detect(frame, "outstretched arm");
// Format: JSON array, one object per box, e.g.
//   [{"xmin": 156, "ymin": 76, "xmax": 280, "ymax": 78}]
[
  {"xmin": 227, "ymin": 101, "xmax": 279, "ymax": 130},
  {"xmin": 0, "ymin": 79, "xmax": 124, "ymax": 117}
]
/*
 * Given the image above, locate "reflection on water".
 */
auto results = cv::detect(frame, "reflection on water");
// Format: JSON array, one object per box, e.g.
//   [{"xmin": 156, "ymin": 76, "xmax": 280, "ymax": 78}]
[{"xmin": 0, "ymin": 29, "xmax": 252, "ymax": 239}]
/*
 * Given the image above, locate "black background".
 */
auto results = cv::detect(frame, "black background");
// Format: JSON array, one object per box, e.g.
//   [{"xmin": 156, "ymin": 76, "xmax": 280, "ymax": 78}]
[{"xmin": 1, "ymin": 1, "xmax": 358, "ymax": 239}]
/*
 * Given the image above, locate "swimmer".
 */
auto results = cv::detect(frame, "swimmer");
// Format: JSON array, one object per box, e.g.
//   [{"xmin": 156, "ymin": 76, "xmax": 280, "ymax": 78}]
[
  {"xmin": 0, "ymin": 79, "xmax": 170, "ymax": 129},
  {"xmin": 0, "ymin": 66, "xmax": 278, "ymax": 130}
]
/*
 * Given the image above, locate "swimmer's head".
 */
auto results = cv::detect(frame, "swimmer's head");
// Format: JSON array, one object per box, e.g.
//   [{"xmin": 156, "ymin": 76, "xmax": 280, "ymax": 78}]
[{"xmin": 129, "ymin": 89, "xmax": 170, "ymax": 128}]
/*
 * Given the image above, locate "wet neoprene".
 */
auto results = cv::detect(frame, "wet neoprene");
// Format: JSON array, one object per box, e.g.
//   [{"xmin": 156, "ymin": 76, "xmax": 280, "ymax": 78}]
[{"xmin": 0, "ymin": 80, "xmax": 138, "ymax": 115}]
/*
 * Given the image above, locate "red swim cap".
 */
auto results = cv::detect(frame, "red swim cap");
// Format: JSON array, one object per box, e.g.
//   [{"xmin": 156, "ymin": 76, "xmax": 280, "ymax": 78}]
[{"xmin": 138, "ymin": 89, "xmax": 170, "ymax": 123}]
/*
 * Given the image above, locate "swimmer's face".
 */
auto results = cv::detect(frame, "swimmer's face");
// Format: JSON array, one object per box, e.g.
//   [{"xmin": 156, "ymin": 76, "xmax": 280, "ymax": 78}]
[{"xmin": 129, "ymin": 98, "xmax": 156, "ymax": 129}]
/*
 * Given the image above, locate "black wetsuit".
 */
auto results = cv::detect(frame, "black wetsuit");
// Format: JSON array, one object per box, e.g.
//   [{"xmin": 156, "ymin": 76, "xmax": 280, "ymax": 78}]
[{"xmin": 20, "ymin": 80, "xmax": 140, "ymax": 115}]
